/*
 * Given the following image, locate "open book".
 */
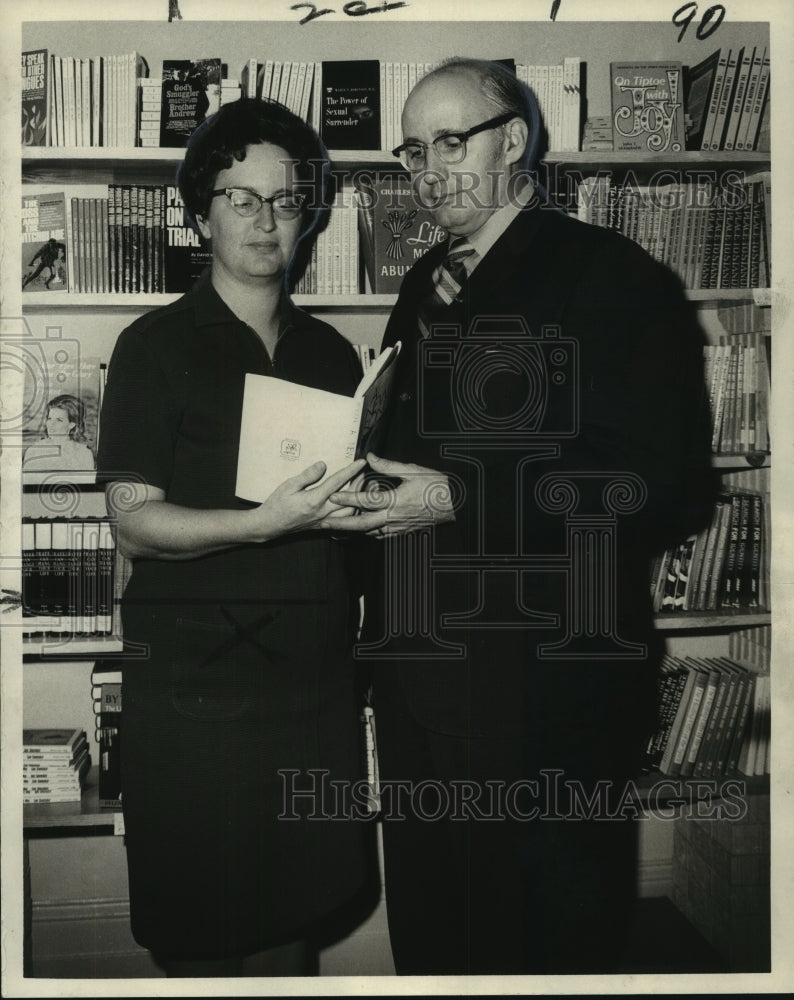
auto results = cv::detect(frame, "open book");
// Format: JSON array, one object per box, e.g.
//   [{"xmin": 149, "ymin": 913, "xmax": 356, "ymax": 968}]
[{"xmin": 236, "ymin": 342, "xmax": 401, "ymax": 503}]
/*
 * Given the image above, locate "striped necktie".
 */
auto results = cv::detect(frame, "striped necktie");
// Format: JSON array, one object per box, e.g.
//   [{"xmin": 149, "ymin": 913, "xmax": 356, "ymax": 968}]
[{"xmin": 417, "ymin": 238, "xmax": 478, "ymax": 338}]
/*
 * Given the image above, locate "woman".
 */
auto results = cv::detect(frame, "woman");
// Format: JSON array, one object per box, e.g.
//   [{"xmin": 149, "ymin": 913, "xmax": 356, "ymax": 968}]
[
  {"xmin": 23, "ymin": 394, "xmax": 95, "ymax": 471},
  {"xmin": 96, "ymin": 98, "xmax": 373, "ymax": 977}
]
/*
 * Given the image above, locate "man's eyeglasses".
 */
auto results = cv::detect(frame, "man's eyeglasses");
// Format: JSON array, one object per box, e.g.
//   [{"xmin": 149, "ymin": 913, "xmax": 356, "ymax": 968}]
[
  {"xmin": 210, "ymin": 188, "xmax": 307, "ymax": 219},
  {"xmin": 392, "ymin": 112, "xmax": 516, "ymax": 170}
]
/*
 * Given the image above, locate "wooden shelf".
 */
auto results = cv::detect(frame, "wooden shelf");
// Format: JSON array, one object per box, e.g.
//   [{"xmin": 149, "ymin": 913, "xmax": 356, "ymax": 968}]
[
  {"xmin": 24, "ymin": 766, "xmax": 118, "ymax": 831},
  {"xmin": 22, "ymin": 633, "xmax": 123, "ymax": 659},
  {"xmin": 653, "ymin": 611, "xmax": 771, "ymax": 631},
  {"xmin": 20, "ymin": 289, "xmax": 772, "ymax": 312},
  {"xmin": 21, "ymin": 292, "xmax": 398, "ymax": 311},
  {"xmin": 712, "ymin": 452, "xmax": 771, "ymax": 469},
  {"xmin": 22, "ymin": 764, "xmax": 768, "ymax": 832},
  {"xmin": 543, "ymin": 150, "xmax": 770, "ymax": 169}
]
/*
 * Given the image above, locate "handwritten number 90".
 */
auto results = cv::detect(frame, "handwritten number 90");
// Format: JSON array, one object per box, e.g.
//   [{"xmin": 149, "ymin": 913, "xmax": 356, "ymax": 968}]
[{"xmin": 673, "ymin": 2, "xmax": 726, "ymax": 42}]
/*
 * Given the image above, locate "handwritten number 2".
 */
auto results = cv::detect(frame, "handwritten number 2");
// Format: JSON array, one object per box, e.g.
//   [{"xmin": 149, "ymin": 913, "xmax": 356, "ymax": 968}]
[{"xmin": 672, "ymin": 2, "xmax": 726, "ymax": 43}]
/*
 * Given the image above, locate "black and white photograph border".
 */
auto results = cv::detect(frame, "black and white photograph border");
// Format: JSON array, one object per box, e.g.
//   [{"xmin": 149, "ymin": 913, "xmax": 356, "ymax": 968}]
[{"xmin": 1, "ymin": 0, "xmax": 793, "ymax": 996}]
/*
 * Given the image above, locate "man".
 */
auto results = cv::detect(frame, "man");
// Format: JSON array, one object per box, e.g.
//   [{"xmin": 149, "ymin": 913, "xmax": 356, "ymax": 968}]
[{"xmin": 333, "ymin": 57, "xmax": 714, "ymax": 974}]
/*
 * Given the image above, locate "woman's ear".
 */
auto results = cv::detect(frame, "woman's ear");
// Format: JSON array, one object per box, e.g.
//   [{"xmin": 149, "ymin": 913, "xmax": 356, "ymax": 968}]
[{"xmin": 196, "ymin": 213, "xmax": 212, "ymax": 240}]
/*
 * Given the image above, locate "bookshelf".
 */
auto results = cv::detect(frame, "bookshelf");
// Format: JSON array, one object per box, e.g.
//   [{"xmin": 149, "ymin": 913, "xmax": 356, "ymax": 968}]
[{"xmin": 16, "ymin": 16, "xmax": 774, "ymax": 978}]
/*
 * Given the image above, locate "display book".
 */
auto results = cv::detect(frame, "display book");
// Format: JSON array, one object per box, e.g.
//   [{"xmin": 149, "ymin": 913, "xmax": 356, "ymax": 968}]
[
  {"xmin": 91, "ymin": 663, "xmax": 122, "ymax": 809},
  {"xmin": 642, "ymin": 654, "xmax": 769, "ymax": 780},
  {"xmin": 23, "ymin": 727, "xmax": 91, "ymax": 804},
  {"xmin": 684, "ymin": 45, "xmax": 770, "ymax": 152},
  {"xmin": 236, "ymin": 341, "xmax": 401, "ymax": 503},
  {"xmin": 574, "ymin": 171, "xmax": 771, "ymax": 292}
]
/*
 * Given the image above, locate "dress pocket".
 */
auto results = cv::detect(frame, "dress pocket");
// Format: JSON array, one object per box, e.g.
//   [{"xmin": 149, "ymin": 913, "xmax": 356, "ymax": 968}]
[{"xmin": 170, "ymin": 616, "xmax": 257, "ymax": 722}]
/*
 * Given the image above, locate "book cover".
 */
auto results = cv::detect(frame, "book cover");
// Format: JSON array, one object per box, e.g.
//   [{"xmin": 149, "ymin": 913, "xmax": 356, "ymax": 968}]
[
  {"xmin": 710, "ymin": 47, "xmax": 742, "ymax": 150},
  {"xmin": 22, "ymin": 49, "xmax": 48, "ymax": 146},
  {"xmin": 162, "ymin": 185, "xmax": 211, "ymax": 292},
  {"xmin": 610, "ymin": 62, "xmax": 685, "ymax": 153},
  {"xmin": 236, "ymin": 342, "xmax": 402, "ymax": 503},
  {"xmin": 159, "ymin": 58, "xmax": 221, "ymax": 148},
  {"xmin": 356, "ymin": 175, "xmax": 447, "ymax": 294},
  {"xmin": 21, "ymin": 191, "xmax": 67, "ymax": 292},
  {"xmin": 21, "ymin": 337, "xmax": 101, "ymax": 472},
  {"xmin": 684, "ymin": 48, "xmax": 721, "ymax": 151},
  {"xmin": 23, "ymin": 727, "xmax": 86, "ymax": 752},
  {"xmin": 658, "ymin": 662, "xmax": 699, "ymax": 774},
  {"xmin": 723, "ymin": 46, "xmax": 755, "ymax": 151},
  {"xmin": 320, "ymin": 60, "xmax": 381, "ymax": 150}
]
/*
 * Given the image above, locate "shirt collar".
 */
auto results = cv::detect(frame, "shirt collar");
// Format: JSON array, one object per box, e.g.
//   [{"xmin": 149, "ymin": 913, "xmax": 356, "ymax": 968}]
[
  {"xmin": 465, "ymin": 177, "xmax": 535, "ymax": 263},
  {"xmin": 189, "ymin": 267, "xmax": 298, "ymax": 337}
]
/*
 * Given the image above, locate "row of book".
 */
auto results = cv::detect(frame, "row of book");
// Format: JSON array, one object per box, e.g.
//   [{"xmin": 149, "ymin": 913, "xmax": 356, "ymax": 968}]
[
  {"xmin": 21, "ymin": 517, "xmax": 116, "ymax": 636},
  {"xmin": 644, "ymin": 656, "xmax": 769, "ymax": 779},
  {"xmin": 706, "ymin": 334, "xmax": 771, "ymax": 455},
  {"xmin": 23, "ymin": 727, "xmax": 91, "ymax": 804},
  {"xmin": 651, "ymin": 489, "xmax": 768, "ymax": 615},
  {"xmin": 22, "ymin": 188, "xmax": 210, "ymax": 295},
  {"xmin": 92, "ymin": 662, "xmax": 122, "ymax": 810},
  {"xmin": 25, "ymin": 47, "xmax": 773, "ymax": 156},
  {"xmin": 293, "ymin": 190, "xmax": 360, "ymax": 296},
  {"xmin": 575, "ymin": 172, "xmax": 771, "ymax": 290},
  {"xmin": 686, "ymin": 45, "xmax": 770, "ymax": 152}
]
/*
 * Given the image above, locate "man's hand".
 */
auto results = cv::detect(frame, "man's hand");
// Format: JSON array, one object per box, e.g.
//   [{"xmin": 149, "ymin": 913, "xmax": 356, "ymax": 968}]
[{"xmin": 327, "ymin": 453, "xmax": 455, "ymax": 537}]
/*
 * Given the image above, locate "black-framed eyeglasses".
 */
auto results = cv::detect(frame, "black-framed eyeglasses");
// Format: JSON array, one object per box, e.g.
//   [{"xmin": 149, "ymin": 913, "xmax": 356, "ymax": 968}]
[
  {"xmin": 210, "ymin": 187, "xmax": 307, "ymax": 219},
  {"xmin": 392, "ymin": 112, "xmax": 516, "ymax": 170}
]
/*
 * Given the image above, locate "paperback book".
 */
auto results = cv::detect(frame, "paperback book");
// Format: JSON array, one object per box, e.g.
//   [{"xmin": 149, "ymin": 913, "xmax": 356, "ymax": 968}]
[
  {"xmin": 320, "ymin": 60, "xmax": 381, "ymax": 150},
  {"xmin": 356, "ymin": 175, "xmax": 447, "ymax": 294},
  {"xmin": 21, "ymin": 49, "xmax": 48, "ymax": 146},
  {"xmin": 22, "ymin": 192, "xmax": 67, "ymax": 292},
  {"xmin": 236, "ymin": 342, "xmax": 402, "ymax": 502},
  {"xmin": 610, "ymin": 61, "xmax": 686, "ymax": 153},
  {"xmin": 159, "ymin": 58, "xmax": 221, "ymax": 147}
]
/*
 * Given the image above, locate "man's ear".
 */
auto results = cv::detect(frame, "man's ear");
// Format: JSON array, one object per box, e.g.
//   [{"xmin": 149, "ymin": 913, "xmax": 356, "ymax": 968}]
[
  {"xmin": 503, "ymin": 116, "xmax": 529, "ymax": 166},
  {"xmin": 196, "ymin": 213, "xmax": 212, "ymax": 240}
]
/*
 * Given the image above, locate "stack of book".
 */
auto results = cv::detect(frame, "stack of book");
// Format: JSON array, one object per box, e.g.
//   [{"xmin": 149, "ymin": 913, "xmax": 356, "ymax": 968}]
[
  {"xmin": 705, "ymin": 333, "xmax": 771, "ymax": 455},
  {"xmin": 137, "ymin": 76, "xmax": 161, "ymax": 147},
  {"xmin": 643, "ymin": 656, "xmax": 769, "ymax": 779},
  {"xmin": 650, "ymin": 489, "xmax": 768, "ymax": 615},
  {"xmin": 685, "ymin": 45, "xmax": 770, "ymax": 152},
  {"xmin": 91, "ymin": 662, "xmax": 122, "ymax": 810},
  {"xmin": 581, "ymin": 115, "xmax": 614, "ymax": 152},
  {"xmin": 21, "ymin": 516, "xmax": 116, "ymax": 637},
  {"xmin": 575, "ymin": 171, "xmax": 771, "ymax": 290},
  {"xmin": 23, "ymin": 727, "xmax": 91, "ymax": 804}
]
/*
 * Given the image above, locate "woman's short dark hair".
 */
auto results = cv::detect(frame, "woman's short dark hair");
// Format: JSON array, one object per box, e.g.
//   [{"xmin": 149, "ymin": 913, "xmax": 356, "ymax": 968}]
[{"xmin": 178, "ymin": 97, "xmax": 330, "ymax": 236}]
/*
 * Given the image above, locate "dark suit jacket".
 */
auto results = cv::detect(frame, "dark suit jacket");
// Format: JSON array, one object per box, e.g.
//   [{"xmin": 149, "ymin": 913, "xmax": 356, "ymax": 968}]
[{"xmin": 361, "ymin": 194, "xmax": 716, "ymax": 751}]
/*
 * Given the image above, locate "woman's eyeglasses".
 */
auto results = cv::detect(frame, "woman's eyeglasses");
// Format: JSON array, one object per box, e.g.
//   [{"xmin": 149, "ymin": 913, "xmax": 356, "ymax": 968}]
[{"xmin": 210, "ymin": 187, "xmax": 307, "ymax": 219}]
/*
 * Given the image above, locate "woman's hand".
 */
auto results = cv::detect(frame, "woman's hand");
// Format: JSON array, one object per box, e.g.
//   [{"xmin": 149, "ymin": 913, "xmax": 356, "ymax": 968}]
[
  {"xmin": 248, "ymin": 458, "xmax": 368, "ymax": 540},
  {"xmin": 326, "ymin": 453, "xmax": 456, "ymax": 537},
  {"xmin": 107, "ymin": 459, "xmax": 367, "ymax": 561}
]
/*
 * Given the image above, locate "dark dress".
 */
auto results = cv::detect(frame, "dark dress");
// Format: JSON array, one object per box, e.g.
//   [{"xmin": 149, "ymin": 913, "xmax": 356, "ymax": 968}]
[{"xmin": 97, "ymin": 272, "xmax": 371, "ymax": 960}]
